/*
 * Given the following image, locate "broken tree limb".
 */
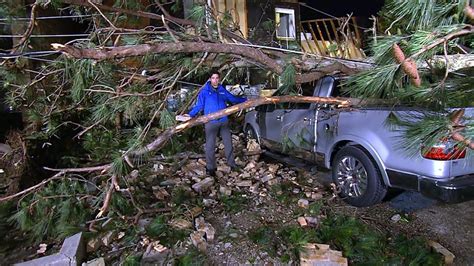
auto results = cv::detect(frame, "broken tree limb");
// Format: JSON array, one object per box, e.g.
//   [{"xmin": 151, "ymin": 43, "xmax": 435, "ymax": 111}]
[
  {"xmin": 130, "ymin": 95, "xmax": 351, "ymax": 156},
  {"xmin": 0, "ymin": 172, "xmax": 64, "ymax": 202},
  {"xmin": 2, "ymin": 96, "xmax": 349, "ymax": 204},
  {"xmin": 11, "ymin": 3, "xmax": 38, "ymax": 53},
  {"xmin": 295, "ymin": 61, "xmax": 361, "ymax": 84},
  {"xmin": 51, "ymin": 42, "xmax": 368, "ymax": 84},
  {"xmin": 52, "ymin": 42, "xmax": 283, "ymax": 74}
]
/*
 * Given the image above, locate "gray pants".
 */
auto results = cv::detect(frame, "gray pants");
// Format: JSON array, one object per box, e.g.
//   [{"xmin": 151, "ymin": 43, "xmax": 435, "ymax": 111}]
[{"xmin": 205, "ymin": 121, "xmax": 236, "ymax": 170}]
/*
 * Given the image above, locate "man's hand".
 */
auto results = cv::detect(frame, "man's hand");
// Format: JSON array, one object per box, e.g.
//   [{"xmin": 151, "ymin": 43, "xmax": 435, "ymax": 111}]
[{"xmin": 176, "ymin": 114, "xmax": 191, "ymax": 122}]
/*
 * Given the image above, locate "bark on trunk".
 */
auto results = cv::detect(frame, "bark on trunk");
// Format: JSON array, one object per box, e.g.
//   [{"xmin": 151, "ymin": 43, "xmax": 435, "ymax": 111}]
[
  {"xmin": 131, "ymin": 95, "xmax": 351, "ymax": 156},
  {"xmin": 52, "ymin": 42, "xmax": 284, "ymax": 74}
]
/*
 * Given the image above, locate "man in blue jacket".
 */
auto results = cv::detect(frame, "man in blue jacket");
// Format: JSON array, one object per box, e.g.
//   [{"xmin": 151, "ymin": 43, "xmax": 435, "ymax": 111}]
[{"xmin": 182, "ymin": 71, "xmax": 247, "ymax": 176}]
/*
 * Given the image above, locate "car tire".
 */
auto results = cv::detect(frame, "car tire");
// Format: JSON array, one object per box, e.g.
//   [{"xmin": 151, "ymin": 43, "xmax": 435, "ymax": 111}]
[{"xmin": 331, "ymin": 145, "xmax": 387, "ymax": 207}]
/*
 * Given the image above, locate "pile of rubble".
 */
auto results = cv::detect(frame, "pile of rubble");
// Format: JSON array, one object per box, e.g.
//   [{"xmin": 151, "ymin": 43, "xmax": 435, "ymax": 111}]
[
  {"xmin": 44, "ymin": 133, "xmax": 339, "ymax": 265},
  {"xmin": 152, "ymin": 134, "xmax": 325, "ymax": 201}
]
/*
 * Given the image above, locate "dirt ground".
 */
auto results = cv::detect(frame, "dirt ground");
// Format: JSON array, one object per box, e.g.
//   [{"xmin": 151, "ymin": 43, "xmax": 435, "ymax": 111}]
[
  {"xmin": 2, "ymin": 146, "xmax": 473, "ymax": 265},
  {"xmin": 201, "ymin": 156, "xmax": 474, "ymax": 265}
]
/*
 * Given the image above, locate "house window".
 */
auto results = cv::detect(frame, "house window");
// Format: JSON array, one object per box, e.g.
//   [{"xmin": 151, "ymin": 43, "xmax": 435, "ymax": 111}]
[{"xmin": 275, "ymin": 7, "xmax": 296, "ymax": 40}]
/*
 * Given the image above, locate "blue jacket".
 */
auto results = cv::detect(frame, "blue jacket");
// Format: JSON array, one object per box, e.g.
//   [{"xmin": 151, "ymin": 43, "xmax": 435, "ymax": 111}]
[{"xmin": 189, "ymin": 81, "xmax": 247, "ymax": 123}]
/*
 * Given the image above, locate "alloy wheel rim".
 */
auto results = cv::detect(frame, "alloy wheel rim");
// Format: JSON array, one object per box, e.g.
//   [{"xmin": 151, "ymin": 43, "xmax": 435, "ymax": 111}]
[{"xmin": 336, "ymin": 156, "xmax": 368, "ymax": 198}]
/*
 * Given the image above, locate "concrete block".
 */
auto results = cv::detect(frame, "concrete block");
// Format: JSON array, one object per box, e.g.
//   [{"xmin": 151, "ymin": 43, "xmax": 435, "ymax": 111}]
[{"xmin": 15, "ymin": 232, "xmax": 85, "ymax": 266}]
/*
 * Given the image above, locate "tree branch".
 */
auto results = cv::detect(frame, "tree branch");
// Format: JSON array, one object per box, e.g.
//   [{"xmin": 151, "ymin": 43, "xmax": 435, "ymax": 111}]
[
  {"xmin": 51, "ymin": 42, "xmax": 284, "ymax": 74},
  {"xmin": 11, "ymin": 3, "xmax": 38, "ymax": 53},
  {"xmin": 130, "ymin": 95, "xmax": 352, "ymax": 156}
]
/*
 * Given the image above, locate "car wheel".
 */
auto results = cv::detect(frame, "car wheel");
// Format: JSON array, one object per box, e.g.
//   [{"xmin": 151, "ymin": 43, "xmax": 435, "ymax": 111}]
[{"xmin": 332, "ymin": 146, "xmax": 387, "ymax": 207}]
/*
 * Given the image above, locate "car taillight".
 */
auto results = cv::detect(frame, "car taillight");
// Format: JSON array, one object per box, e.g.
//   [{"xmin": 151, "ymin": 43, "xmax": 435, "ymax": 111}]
[{"xmin": 422, "ymin": 140, "xmax": 466, "ymax": 160}]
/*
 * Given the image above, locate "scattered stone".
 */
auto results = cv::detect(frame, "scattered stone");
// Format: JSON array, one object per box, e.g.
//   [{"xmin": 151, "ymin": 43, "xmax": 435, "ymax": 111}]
[
  {"xmin": 391, "ymin": 214, "xmax": 401, "ymax": 223},
  {"xmin": 229, "ymin": 233, "xmax": 238, "ymax": 238},
  {"xmin": 36, "ymin": 243, "xmax": 48, "ymax": 254},
  {"xmin": 152, "ymin": 186, "xmax": 170, "ymax": 200},
  {"xmin": 268, "ymin": 164, "xmax": 279, "ymax": 174},
  {"xmin": 192, "ymin": 177, "xmax": 214, "ymax": 193},
  {"xmin": 190, "ymin": 231, "xmax": 207, "ymax": 252},
  {"xmin": 305, "ymin": 216, "xmax": 319, "ymax": 226},
  {"xmin": 300, "ymin": 243, "xmax": 347, "ymax": 266},
  {"xmin": 298, "ymin": 217, "xmax": 308, "ymax": 227},
  {"xmin": 160, "ymin": 178, "xmax": 180, "ymax": 186},
  {"xmin": 292, "ymin": 188, "xmax": 301, "ymax": 194},
  {"xmin": 101, "ymin": 231, "xmax": 117, "ymax": 247},
  {"xmin": 195, "ymin": 217, "xmax": 216, "ymax": 242},
  {"xmin": 138, "ymin": 218, "xmax": 152, "ymax": 231},
  {"xmin": 216, "ymin": 171, "xmax": 224, "ymax": 179},
  {"xmin": 246, "ymin": 139, "xmax": 261, "ymax": 153},
  {"xmin": 192, "ymin": 168, "xmax": 205, "ymax": 176},
  {"xmin": 224, "ymin": 242, "xmax": 232, "ymax": 249},
  {"xmin": 189, "ymin": 206, "xmax": 203, "ymax": 218},
  {"xmin": 267, "ymin": 178, "xmax": 280, "ymax": 186},
  {"xmin": 235, "ymin": 180, "xmax": 252, "ymax": 187},
  {"xmin": 169, "ymin": 218, "xmax": 193, "ymax": 230},
  {"xmin": 244, "ymin": 161, "xmax": 256, "ymax": 171},
  {"xmin": 87, "ymin": 238, "xmax": 102, "ymax": 253},
  {"xmin": 130, "ymin": 169, "xmax": 139, "ymax": 179},
  {"xmin": 261, "ymin": 174, "xmax": 274, "ymax": 183},
  {"xmin": 240, "ymin": 172, "xmax": 251, "ymax": 179},
  {"xmin": 235, "ymin": 157, "xmax": 245, "ymax": 166},
  {"xmin": 117, "ymin": 232, "xmax": 125, "ymax": 240},
  {"xmin": 82, "ymin": 257, "xmax": 105, "ymax": 266},
  {"xmin": 153, "ymin": 163, "xmax": 163, "ymax": 172},
  {"xmin": 428, "ymin": 241, "xmax": 455, "ymax": 265},
  {"xmin": 191, "ymin": 176, "xmax": 202, "ymax": 183},
  {"xmin": 219, "ymin": 186, "xmax": 232, "ymax": 196},
  {"xmin": 197, "ymin": 159, "xmax": 206, "ymax": 166},
  {"xmin": 311, "ymin": 192, "xmax": 323, "ymax": 200},
  {"xmin": 141, "ymin": 243, "xmax": 172, "ymax": 265},
  {"xmin": 203, "ymin": 198, "xmax": 218, "ymax": 207},
  {"xmin": 249, "ymin": 183, "xmax": 260, "ymax": 194},
  {"xmin": 298, "ymin": 199, "xmax": 309, "ymax": 208},
  {"xmin": 217, "ymin": 165, "xmax": 231, "ymax": 174}
]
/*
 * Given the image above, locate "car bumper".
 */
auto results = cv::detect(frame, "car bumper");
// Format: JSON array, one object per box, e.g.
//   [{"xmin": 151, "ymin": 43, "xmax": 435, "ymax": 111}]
[{"xmin": 419, "ymin": 175, "xmax": 474, "ymax": 203}]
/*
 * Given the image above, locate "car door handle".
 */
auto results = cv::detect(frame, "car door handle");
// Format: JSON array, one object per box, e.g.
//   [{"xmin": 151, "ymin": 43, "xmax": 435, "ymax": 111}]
[{"xmin": 276, "ymin": 116, "xmax": 282, "ymax": 121}]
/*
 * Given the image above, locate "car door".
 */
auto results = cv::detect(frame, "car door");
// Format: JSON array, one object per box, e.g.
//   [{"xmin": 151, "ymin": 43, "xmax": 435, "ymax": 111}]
[
  {"xmin": 281, "ymin": 89, "xmax": 317, "ymax": 154},
  {"xmin": 261, "ymin": 103, "xmax": 285, "ymax": 144},
  {"xmin": 315, "ymin": 77, "xmax": 344, "ymax": 154}
]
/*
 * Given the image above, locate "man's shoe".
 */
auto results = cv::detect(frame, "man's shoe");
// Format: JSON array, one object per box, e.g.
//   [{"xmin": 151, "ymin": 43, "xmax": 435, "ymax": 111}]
[{"xmin": 206, "ymin": 169, "xmax": 216, "ymax": 177}]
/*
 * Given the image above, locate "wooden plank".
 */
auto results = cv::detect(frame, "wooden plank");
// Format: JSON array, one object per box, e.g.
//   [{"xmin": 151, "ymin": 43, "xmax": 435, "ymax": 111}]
[
  {"xmin": 322, "ymin": 20, "xmax": 333, "ymax": 42},
  {"xmin": 315, "ymin": 21, "xmax": 330, "ymax": 54},
  {"xmin": 307, "ymin": 22, "xmax": 324, "ymax": 55},
  {"xmin": 236, "ymin": 0, "xmax": 248, "ymax": 38},
  {"xmin": 351, "ymin": 16, "xmax": 361, "ymax": 47},
  {"xmin": 299, "ymin": 23, "xmax": 316, "ymax": 54},
  {"xmin": 329, "ymin": 19, "xmax": 344, "ymax": 56}
]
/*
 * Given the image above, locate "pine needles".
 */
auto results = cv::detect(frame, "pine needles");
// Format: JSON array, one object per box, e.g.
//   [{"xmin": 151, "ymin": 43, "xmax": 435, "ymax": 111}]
[
  {"xmin": 8, "ymin": 178, "xmax": 93, "ymax": 242},
  {"xmin": 277, "ymin": 63, "xmax": 297, "ymax": 95}
]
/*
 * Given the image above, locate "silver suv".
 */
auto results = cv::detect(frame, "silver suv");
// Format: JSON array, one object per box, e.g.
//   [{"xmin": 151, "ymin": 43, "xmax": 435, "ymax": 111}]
[{"xmin": 244, "ymin": 76, "xmax": 474, "ymax": 207}]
